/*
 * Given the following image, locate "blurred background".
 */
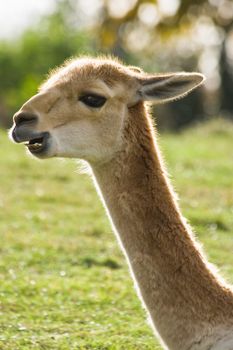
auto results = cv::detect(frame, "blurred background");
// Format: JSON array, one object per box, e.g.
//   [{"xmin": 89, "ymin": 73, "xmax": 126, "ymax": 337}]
[
  {"xmin": 0, "ymin": 3, "xmax": 232, "ymax": 348},
  {"xmin": 0, "ymin": 0, "xmax": 233, "ymax": 130}
]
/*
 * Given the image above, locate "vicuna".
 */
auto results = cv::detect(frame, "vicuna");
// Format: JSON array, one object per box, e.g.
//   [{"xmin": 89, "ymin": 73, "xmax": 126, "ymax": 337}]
[{"xmin": 10, "ymin": 57, "xmax": 233, "ymax": 350}]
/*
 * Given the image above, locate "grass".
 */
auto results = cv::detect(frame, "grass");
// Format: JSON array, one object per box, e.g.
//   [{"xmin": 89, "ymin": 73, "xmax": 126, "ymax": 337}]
[{"xmin": 0, "ymin": 119, "xmax": 232, "ymax": 349}]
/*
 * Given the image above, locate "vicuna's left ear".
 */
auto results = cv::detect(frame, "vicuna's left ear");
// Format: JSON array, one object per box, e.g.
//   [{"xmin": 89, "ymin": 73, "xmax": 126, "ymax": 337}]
[{"xmin": 136, "ymin": 72, "xmax": 205, "ymax": 104}]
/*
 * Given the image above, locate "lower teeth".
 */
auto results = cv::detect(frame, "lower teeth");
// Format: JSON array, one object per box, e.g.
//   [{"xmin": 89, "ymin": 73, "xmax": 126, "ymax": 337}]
[{"xmin": 28, "ymin": 143, "xmax": 42, "ymax": 150}]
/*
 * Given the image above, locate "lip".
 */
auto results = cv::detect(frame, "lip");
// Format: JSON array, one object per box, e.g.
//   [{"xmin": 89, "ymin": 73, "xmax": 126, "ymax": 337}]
[{"xmin": 24, "ymin": 132, "xmax": 50, "ymax": 155}]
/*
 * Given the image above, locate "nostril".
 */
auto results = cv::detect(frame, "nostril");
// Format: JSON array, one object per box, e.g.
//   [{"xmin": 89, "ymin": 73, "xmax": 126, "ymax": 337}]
[{"xmin": 14, "ymin": 112, "xmax": 38, "ymax": 126}]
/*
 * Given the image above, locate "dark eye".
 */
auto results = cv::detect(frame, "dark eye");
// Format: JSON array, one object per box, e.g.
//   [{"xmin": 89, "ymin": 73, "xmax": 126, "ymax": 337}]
[{"xmin": 79, "ymin": 94, "xmax": 106, "ymax": 108}]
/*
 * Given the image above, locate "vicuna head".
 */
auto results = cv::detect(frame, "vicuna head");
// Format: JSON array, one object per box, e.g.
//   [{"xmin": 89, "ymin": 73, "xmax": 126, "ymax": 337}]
[{"xmin": 10, "ymin": 57, "xmax": 204, "ymax": 164}]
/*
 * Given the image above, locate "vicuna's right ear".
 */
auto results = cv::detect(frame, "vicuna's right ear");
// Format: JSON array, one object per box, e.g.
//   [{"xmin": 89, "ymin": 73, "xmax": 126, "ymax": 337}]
[{"xmin": 133, "ymin": 72, "xmax": 205, "ymax": 105}]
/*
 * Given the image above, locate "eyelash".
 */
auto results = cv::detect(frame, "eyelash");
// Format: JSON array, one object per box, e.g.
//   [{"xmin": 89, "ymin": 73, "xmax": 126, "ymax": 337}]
[{"xmin": 79, "ymin": 94, "xmax": 107, "ymax": 108}]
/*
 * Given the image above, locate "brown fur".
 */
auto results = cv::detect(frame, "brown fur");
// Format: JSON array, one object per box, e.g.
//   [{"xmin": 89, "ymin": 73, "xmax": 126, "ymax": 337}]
[
  {"xmin": 92, "ymin": 102, "xmax": 233, "ymax": 349},
  {"xmin": 10, "ymin": 57, "xmax": 233, "ymax": 350}
]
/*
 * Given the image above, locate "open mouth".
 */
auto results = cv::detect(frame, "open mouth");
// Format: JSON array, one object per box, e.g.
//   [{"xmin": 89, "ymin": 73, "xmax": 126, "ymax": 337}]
[{"xmin": 24, "ymin": 132, "xmax": 50, "ymax": 154}]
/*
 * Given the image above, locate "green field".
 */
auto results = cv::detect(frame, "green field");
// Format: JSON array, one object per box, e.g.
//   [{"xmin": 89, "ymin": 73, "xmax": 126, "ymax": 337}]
[{"xmin": 0, "ymin": 119, "xmax": 232, "ymax": 349}]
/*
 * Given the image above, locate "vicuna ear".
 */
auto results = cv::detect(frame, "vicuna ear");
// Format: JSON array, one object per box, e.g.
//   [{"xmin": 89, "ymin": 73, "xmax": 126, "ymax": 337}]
[
  {"xmin": 128, "ymin": 66, "xmax": 143, "ymax": 74},
  {"xmin": 135, "ymin": 72, "xmax": 205, "ymax": 104}
]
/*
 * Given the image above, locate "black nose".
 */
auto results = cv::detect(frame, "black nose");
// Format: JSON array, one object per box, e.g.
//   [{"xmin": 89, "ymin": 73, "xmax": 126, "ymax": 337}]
[{"xmin": 14, "ymin": 112, "xmax": 38, "ymax": 126}]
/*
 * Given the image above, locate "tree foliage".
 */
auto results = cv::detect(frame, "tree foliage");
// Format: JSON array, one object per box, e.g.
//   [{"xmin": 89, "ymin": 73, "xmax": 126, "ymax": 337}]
[
  {"xmin": 0, "ymin": 1, "xmax": 93, "ymax": 127},
  {"xmin": 0, "ymin": 0, "xmax": 233, "ymax": 129}
]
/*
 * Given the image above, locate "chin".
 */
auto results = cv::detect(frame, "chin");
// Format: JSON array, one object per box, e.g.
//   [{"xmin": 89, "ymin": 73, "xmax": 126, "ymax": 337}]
[{"xmin": 26, "ymin": 147, "xmax": 54, "ymax": 159}]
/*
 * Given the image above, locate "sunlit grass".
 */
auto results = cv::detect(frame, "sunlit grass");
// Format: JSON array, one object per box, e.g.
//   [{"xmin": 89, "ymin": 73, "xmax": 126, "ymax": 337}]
[{"xmin": 0, "ymin": 119, "xmax": 232, "ymax": 349}]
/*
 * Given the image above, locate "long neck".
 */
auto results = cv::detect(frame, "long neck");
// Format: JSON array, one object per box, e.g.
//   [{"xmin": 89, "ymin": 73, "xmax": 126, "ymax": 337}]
[{"xmin": 91, "ymin": 103, "xmax": 233, "ymax": 350}]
